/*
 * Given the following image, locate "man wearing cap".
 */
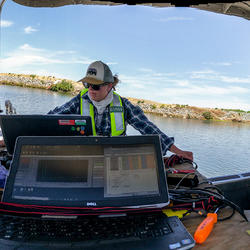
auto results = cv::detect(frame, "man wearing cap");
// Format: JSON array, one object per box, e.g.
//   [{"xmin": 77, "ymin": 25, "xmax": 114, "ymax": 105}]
[{"xmin": 48, "ymin": 61, "xmax": 193, "ymax": 160}]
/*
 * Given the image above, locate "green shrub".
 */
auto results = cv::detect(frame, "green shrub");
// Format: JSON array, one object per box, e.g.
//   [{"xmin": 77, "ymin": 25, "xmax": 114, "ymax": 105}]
[
  {"xmin": 151, "ymin": 104, "xmax": 157, "ymax": 109},
  {"xmin": 202, "ymin": 111, "xmax": 213, "ymax": 120},
  {"xmin": 160, "ymin": 104, "xmax": 165, "ymax": 109},
  {"xmin": 137, "ymin": 100, "xmax": 145, "ymax": 105},
  {"xmin": 30, "ymin": 74, "xmax": 36, "ymax": 79},
  {"xmin": 50, "ymin": 80, "xmax": 73, "ymax": 92},
  {"xmin": 176, "ymin": 104, "xmax": 188, "ymax": 109}
]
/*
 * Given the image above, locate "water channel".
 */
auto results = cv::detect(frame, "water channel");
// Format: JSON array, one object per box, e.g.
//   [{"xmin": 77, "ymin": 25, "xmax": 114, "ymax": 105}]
[{"xmin": 1, "ymin": 85, "xmax": 250, "ymax": 178}]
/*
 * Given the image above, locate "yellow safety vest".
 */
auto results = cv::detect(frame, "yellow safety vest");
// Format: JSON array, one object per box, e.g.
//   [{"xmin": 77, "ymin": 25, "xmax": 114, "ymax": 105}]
[{"xmin": 80, "ymin": 89, "xmax": 125, "ymax": 136}]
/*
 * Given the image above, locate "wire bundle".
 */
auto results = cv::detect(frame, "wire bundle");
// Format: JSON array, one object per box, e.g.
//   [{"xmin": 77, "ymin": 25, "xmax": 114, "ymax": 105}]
[{"xmin": 168, "ymin": 186, "xmax": 248, "ymax": 222}]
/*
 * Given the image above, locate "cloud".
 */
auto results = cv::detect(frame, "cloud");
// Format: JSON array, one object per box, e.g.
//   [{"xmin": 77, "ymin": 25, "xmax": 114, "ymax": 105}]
[
  {"xmin": 203, "ymin": 62, "xmax": 232, "ymax": 66},
  {"xmin": 20, "ymin": 43, "xmax": 44, "ymax": 52},
  {"xmin": 24, "ymin": 26, "xmax": 38, "ymax": 34},
  {"xmin": 0, "ymin": 43, "xmax": 94, "ymax": 78},
  {"xmin": 220, "ymin": 76, "xmax": 250, "ymax": 84},
  {"xmin": 54, "ymin": 50, "xmax": 76, "ymax": 55},
  {"xmin": 117, "ymin": 67, "xmax": 250, "ymax": 110},
  {"xmin": 119, "ymin": 74, "xmax": 147, "ymax": 89},
  {"xmin": 189, "ymin": 69, "xmax": 250, "ymax": 84},
  {"xmin": 138, "ymin": 68, "xmax": 176, "ymax": 77},
  {"xmin": 106, "ymin": 62, "xmax": 118, "ymax": 66},
  {"xmin": 189, "ymin": 70, "xmax": 217, "ymax": 79},
  {"xmin": 154, "ymin": 17, "xmax": 194, "ymax": 22},
  {"xmin": 138, "ymin": 68, "xmax": 154, "ymax": 73},
  {"xmin": 161, "ymin": 85, "xmax": 248, "ymax": 97},
  {"xmin": 1, "ymin": 44, "xmax": 65, "ymax": 67},
  {"xmin": 121, "ymin": 67, "xmax": 250, "ymax": 97},
  {"xmin": 175, "ymin": 80, "xmax": 190, "ymax": 87},
  {"xmin": 0, "ymin": 20, "xmax": 13, "ymax": 27}
]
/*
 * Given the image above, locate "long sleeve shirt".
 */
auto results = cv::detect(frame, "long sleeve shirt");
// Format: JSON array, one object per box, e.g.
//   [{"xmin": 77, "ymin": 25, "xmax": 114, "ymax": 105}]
[{"xmin": 48, "ymin": 92, "xmax": 174, "ymax": 155}]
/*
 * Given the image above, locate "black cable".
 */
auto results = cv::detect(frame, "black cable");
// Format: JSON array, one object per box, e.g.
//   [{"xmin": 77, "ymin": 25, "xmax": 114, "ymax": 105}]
[
  {"xmin": 217, "ymin": 206, "xmax": 235, "ymax": 222},
  {"xmin": 165, "ymin": 156, "xmax": 246, "ymax": 222},
  {"xmin": 202, "ymin": 185, "xmax": 224, "ymax": 195},
  {"xmin": 169, "ymin": 188, "xmax": 248, "ymax": 222},
  {"xmin": 198, "ymin": 180, "xmax": 213, "ymax": 186},
  {"xmin": 173, "ymin": 171, "xmax": 198, "ymax": 190}
]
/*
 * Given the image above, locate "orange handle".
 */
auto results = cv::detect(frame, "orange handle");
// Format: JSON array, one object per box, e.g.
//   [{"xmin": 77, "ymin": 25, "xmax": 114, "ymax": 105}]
[{"xmin": 194, "ymin": 213, "xmax": 217, "ymax": 244}]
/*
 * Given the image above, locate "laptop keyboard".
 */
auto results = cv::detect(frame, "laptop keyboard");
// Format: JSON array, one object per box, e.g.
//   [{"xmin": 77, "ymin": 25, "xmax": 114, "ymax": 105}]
[{"xmin": 0, "ymin": 213, "xmax": 172, "ymax": 242}]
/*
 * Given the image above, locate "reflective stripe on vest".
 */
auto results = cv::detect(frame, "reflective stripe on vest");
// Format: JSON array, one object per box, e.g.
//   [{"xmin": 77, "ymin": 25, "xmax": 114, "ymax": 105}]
[
  {"xmin": 110, "ymin": 92, "xmax": 125, "ymax": 136},
  {"xmin": 80, "ymin": 89, "xmax": 96, "ymax": 135},
  {"xmin": 80, "ymin": 89, "xmax": 125, "ymax": 136}
]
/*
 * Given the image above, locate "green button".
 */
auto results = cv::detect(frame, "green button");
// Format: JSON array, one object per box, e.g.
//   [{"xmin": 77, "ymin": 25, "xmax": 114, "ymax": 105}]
[{"xmin": 75, "ymin": 120, "xmax": 87, "ymax": 125}]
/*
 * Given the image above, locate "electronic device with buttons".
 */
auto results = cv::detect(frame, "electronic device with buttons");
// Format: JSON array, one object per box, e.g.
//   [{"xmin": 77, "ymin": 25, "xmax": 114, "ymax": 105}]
[{"xmin": 0, "ymin": 114, "xmax": 93, "ymax": 155}]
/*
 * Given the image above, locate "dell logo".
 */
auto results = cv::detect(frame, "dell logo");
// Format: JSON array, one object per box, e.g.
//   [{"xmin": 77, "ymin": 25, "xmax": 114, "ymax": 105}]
[{"xmin": 87, "ymin": 202, "xmax": 97, "ymax": 206}]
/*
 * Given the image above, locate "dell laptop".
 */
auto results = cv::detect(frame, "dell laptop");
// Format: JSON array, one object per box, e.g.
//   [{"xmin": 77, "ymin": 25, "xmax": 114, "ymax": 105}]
[{"xmin": 0, "ymin": 135, "xmax": 195, "ymax": 249}]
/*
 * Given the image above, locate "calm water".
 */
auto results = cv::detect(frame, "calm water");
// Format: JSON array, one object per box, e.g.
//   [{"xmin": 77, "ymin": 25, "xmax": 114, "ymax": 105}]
[{"xmin": 1, "ymin": 85, "xmax": 250, "ymax": 178}]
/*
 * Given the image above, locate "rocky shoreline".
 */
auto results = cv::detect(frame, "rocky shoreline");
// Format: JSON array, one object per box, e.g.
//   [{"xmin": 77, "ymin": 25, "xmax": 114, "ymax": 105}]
[{"xmin": 1, "ymin": 73, "xmax": 250, "ymax": 123}]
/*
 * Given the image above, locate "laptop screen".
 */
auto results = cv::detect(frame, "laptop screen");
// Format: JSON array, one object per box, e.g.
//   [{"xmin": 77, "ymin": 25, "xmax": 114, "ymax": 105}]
[
  {"xmin": 0, "ymin": 115, "xmax": 93, "ymax": 155},
  {"xmin": 3, "ymin": 135, "xmax": 169, "ymax": 208}
]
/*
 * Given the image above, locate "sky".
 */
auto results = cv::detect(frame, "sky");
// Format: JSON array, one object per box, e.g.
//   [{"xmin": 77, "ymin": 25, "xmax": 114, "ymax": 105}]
[{"xmin": 1, "ymin": 1, "xmax": 250, "ymax": 110}]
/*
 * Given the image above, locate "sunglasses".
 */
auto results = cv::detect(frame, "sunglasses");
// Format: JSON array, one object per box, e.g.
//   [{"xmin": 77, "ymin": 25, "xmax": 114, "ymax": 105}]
[{"xmin": 83, "ymin": 82, "xmax": 109, "ymax": 91}]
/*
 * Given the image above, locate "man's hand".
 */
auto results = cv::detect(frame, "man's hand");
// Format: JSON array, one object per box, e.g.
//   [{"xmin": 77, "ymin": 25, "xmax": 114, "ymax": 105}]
[
  {"xmin": 169, "ymin": 144, "xmax": 193, "ymax": 161},
  {"xmin": 176, "ymin": 150, "xmax": 193, "ymax": 161}
]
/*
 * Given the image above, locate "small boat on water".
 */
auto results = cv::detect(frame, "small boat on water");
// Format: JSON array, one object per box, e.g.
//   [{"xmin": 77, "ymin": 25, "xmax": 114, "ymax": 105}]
[{"xmin": 0, "ymin": 1, "xmax": 250, "ymax": 249}]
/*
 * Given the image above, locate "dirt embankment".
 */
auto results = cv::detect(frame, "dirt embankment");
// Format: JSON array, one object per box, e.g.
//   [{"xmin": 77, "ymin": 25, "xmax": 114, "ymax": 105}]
[
  {"xmin": 1, "ymin": 73, "xmax": 250, "ymax": 123},
  {"xmin": 0, "ymin": 73, "xmax": 83, "ymax": 95},
  {"xmin": 127, "ymin": 98, "xmax": 250, "ymax": 123}
]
